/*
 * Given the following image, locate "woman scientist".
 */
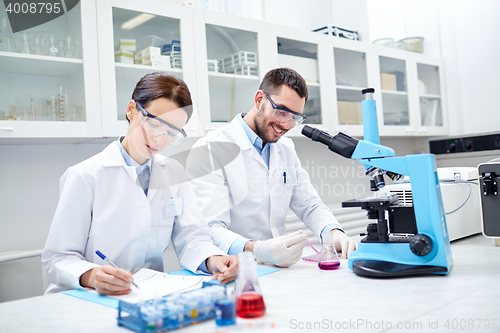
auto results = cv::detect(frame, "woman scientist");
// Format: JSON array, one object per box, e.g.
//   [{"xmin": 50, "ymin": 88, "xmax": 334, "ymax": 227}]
[{"xmin": 42, "ymin": 72, "xmax": 238, "ymax": 295}]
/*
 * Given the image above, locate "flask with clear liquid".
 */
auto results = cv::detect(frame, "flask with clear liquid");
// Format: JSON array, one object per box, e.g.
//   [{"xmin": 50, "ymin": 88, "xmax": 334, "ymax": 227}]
[
  {"xmin": 235, "ymin": 251, "xmax": 266, "ymax": 318},
  {"xmin": 318, "ymin": 232, "xmax": 340, "ymax": 270}
]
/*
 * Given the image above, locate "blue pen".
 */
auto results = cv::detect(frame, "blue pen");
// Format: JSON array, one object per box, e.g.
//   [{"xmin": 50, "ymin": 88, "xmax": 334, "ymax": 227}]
[
  {"xmin": 95, "ymin": 250, "xmax": 140, "ymax": 289},
  {"xmin": 283, "ymin": 172, "xmax": 287, "ymax": 184}
]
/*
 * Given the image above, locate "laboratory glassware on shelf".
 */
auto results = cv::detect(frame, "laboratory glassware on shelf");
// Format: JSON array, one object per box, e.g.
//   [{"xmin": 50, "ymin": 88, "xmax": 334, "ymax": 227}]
[
  {"xmin": 62, "ymin": 34, "xmax": 75, "ymax": 58},
  {"xmin": 234, "ymin": 251, "xmax": 266, "ymax": 318},
  {"xmin": 48, "ymin": 34, "xmax": 59, "ymax": 57},
  {"xmin": 0, "ymin": 16, "xmax": 16, "ymax": 52},
  {"xmin": 318, "ymin": 232, "xmax": 340, "ymax": 270},
  {"xmin": 19, "ymin": 31, "xmax": 32, "ymax": 54}
]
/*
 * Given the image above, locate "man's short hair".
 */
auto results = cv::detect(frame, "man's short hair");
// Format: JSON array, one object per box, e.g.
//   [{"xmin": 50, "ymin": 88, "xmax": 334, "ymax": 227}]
[
  {"xmin": 130, "ymin": 72, "xmax": 193, "ymax": 122},
  {"xmin": 259, "ymin": 67, "xmax": 308, "ymax": 103}
]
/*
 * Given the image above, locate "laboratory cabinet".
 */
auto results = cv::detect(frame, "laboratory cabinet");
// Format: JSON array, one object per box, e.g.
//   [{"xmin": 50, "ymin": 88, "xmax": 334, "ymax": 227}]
[
  {"xmin": 0, "ymin": 1, "xmax": 448, "ymax": 140},
  {"xmin": 0, "ymin": 1, "xmax": 101, "ymax": 138}
]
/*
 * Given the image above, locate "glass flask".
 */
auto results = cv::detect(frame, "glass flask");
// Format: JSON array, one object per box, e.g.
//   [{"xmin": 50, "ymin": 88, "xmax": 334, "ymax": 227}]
[
  {"xmin": 32, "ymin": 34, "xmax": 44, "ymax": 55},
  {"xmin": 19, "ymin": 31, "xmax": 31, "ymax": 54},
  {"xmin": 235, "ymin": 252, "xmax": 266, "ymax": 318},
  {"xmin": 318, "ymin": 232, "xmax": 340, "ymax": 270},
  {"xmin": 48, "ymin": 34, "xmax": 58, "ymax": 57},
  {"xmin": 62, "ymin": 34, "xmax": 74, "ymax": 58},
  {"xmin": 0, "ymin": 16, "xmax": 16, "ymax": 52}
]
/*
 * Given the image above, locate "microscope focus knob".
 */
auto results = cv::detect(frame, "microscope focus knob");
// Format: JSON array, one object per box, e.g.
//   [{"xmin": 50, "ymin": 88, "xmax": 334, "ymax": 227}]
[{"xmin": 410, "ymin": 234, "xmax": 433, "ymax": 256}]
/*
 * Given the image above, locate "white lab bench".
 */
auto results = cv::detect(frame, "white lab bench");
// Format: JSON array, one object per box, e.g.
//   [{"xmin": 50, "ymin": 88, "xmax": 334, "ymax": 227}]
[{"xmin": 0, "ymin": 234, "xmax": 499, "ymax": 333}]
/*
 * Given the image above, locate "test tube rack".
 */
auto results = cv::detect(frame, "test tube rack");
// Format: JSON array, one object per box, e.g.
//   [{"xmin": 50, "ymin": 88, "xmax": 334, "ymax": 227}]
[{"xmin": 117, "ymin": 284, "xmax": 227, "ymax": 333}]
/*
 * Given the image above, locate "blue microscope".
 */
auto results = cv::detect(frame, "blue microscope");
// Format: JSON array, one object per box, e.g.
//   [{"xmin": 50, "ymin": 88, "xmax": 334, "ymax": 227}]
[{"xmin": 302, "ymin": 88, "xmax": 453, "ymax": 278}]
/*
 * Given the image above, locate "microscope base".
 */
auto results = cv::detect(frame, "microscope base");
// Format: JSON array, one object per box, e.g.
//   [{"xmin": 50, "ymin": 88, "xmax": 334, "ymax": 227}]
[{"xmin": 352, "ymin": 260, "xmax": 449, "ymax": 278}]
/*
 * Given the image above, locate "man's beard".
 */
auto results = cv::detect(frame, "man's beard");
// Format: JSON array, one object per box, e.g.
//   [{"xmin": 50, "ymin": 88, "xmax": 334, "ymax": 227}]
[{"xmin": 253, "ymin": 107, "xmax": 288, "ymax": 144}]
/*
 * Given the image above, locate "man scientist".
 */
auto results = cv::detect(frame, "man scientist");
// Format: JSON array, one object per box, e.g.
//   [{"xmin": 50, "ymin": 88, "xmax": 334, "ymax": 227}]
[{"xmin": 188, "ymin": 68, "xmax": 357, "ymax": 268}]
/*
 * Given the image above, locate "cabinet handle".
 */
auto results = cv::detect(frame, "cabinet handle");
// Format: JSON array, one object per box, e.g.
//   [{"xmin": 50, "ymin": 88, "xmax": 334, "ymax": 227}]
[
  {"xmin": 334, "ymin": 128, "xmax": 347, "ymax": 132},
  {"xmin": 405, "ymin": 128, "xmax": 415, "ymax": 133},
  {"xmin": 0, "ymin": 127, "xmax": 14, "ymax": 131},
  {"xmin": 204, "ymin": 128, "xmax": 217, "ymax": 131},
  {"xmin": 418, "ymin": 129, "xmax": 428, "ymax": 133}
]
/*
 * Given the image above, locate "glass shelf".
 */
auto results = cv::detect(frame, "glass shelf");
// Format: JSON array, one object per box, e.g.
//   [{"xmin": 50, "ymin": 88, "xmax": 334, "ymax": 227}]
[
  {"xmin": 417, "ymin": 63, "xmax": 442, "ymax": 127},
  {"xmin": 112, "ymin": 8, "xmax": 182, "ymax": 121},
  {"xmin": 206, "ymin": 24, "xmax": 259, "ymax": 123},
  {"xmin": 379, "ymin": 56, "xmax": 408, "ymax": 126},
  {"xmin": 334, "ymin": 48, "xmax": 367, "ymax": 126},
  {"xmin": 277, "ymin": 37, "xmax": 321, "ymax": 124}
]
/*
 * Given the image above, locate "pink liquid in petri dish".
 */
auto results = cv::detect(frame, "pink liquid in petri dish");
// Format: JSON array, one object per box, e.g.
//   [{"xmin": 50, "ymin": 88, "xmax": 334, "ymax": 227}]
[
  {"xmin": 318, "ymin": 260, "xmax": 340, "ymax": 270},
  {"xmin": 236, "ymin": 293, "xmax": 266, "ymax": 318}
]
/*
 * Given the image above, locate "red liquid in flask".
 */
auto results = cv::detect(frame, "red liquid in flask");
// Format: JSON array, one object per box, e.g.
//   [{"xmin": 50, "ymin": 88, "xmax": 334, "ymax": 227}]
[
  {"xmin": 236, "ymin": 293, "xmax": 266, "ymax": 318},
  {"xmin": 318, "ymin": 260, "xmax": 340, "ymax": 270}
]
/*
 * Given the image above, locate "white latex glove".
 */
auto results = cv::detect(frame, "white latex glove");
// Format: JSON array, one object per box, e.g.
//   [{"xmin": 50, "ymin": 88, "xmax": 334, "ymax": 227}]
[
  {"xmin": 330, "ymin": 229, "xmax": 358, "ymax": 259},
  {"xmin": 253, "ymin": 230, "xmax": 307, "ymax": 267}
]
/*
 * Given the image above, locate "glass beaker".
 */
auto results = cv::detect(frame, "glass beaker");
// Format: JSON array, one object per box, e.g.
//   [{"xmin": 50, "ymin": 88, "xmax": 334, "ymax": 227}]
[
  {"xmin": 234, "ymin": 251, "xmax": 266, "ymax": 318},
  {"xmin": 19, "ymin": 31, "xmax": 31, "ymax": 54},
  {"xmin": 318, "ymin": 232, "xmax": 340, "ymax": 270},
  {"xmin": 62, "ymin": 34, "xmax": 74, "ymax": 58},
  {"xmin": 0, "ymin": 16, "xmax": 16, "ymax": 52}
]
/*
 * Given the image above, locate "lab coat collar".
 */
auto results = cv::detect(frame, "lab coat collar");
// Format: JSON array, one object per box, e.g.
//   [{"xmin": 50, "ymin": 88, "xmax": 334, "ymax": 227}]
[{"xmin": 230, "ymin": 114, "xmax": 282, "ymax": 168}]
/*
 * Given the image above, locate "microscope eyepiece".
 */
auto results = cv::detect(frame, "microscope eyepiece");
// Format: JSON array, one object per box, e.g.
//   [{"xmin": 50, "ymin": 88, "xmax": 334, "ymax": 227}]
[{"xmin": 302, "ymin": 125, "xmax": 359, "ymax": 159}]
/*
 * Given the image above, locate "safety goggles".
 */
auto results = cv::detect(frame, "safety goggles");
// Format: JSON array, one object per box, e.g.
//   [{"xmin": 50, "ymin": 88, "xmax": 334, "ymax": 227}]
[
  {"xmin": 263, "ymin": 91, "xmax": 307, "ymax": 126},
  {"xmin": 136, "ymin": 102, "xmax": 187, "ymax": 145}
]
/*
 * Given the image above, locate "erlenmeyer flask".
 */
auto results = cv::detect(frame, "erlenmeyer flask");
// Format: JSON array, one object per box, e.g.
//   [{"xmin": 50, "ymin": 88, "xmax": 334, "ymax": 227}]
[
  {"xmin": 318, "ymin": 232, "xmax": 340, "ymax": 270},
  {"xmin": 19, "ymin": 31, "xmax": 31, "ymax": 54},
  {"xmin": 62, "ymin": 34, "xmax": 74, "ymax": 58},
  {"xmin": 48, "ymin": 34, "xmax": 58, "ymax": 57},
  {"xmin": 234, "ymin": 251, "xmax": 266, "ymax": 318},
  {"xmin": 0, "ymin": 16, "xmax": 17, "ymax": 52}
]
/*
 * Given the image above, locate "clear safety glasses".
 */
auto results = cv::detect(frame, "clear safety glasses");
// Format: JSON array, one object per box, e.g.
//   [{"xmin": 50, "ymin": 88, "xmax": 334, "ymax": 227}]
[
  {"xmin": 263, "ymin": 91, "xmax": 307, "ymax": 126},
  {"xmin": 136, "ymin": 102, "xmax": 187, "ymax": 145}
]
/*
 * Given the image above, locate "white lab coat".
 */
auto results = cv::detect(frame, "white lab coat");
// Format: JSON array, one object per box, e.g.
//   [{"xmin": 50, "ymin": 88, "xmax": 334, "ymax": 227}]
[
  {"xmin": 187, "ymin": 114, "xmax": 342, "ymax": 253},
  {"xmin": 42, "ymin": 141, "xmax": 225, "ymax": 293}
]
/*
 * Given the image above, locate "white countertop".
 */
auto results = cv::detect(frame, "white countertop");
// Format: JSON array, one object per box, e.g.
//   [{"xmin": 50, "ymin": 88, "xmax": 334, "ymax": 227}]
[{"xmin": 0, "ymin": 234, "xmax": 499, "ymax": 333}]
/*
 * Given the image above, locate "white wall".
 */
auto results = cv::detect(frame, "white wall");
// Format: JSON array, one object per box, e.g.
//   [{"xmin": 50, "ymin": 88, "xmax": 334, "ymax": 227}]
[
  {"xmin": 438, "ymin": 0, "xmax": 500, "ymax": 135},
  {"xmin": 262, "ymin": 0, "xmax": 370, "ymax": 42}
]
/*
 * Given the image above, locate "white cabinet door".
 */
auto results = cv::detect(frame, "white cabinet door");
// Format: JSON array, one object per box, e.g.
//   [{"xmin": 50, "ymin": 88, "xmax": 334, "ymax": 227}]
[
  {"xmin": 331, "ymin": 38, "xmax": 373, "ymax": 137},
  {"xmin": 96, "ymin": 0, "xmax": 199, "ymax": 139},
  {"xmin": 193, "ymin": 8, "xmax": 271, "ymax": 134},
  {"xmin": 410, "ymin": 53, "xmax": 448, "ymax": 136},
  {"xmin": 270, "ymin": 24, "xmax": 333, "ymax": 137},
  {"xmin": 372, "ymin": 45, "xmax": 417, "ymax": 137},
  {"xmin": 0, "ymin": 0, "xmax": 101, "ymax": 138}
]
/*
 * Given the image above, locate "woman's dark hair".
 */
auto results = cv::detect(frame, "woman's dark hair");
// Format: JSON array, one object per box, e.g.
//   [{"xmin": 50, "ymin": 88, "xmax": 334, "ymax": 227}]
[
  {"xmin": 131, "ymin": 72, "xmax": 193, "ymax": 122},
  {"xmin": 259, "ymin": 68, "xmax": 308, "ymax": 103}
]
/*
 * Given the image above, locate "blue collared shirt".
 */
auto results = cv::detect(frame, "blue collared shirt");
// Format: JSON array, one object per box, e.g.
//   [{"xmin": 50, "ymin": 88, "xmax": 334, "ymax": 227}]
[
  {"xmin": 237, "ymin": 113, "xmax": 271, "ymax": 168},
  {"xmin": 117, "ymin": 138, "xmax": 152, "ymax": 196}
]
